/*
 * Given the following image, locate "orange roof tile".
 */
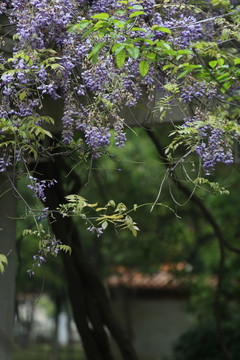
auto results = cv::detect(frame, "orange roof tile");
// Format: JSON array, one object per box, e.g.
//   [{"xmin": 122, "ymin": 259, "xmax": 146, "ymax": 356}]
[{"xmin": 106, "ymin": 264, "xmax": 188, "ymax": 291}]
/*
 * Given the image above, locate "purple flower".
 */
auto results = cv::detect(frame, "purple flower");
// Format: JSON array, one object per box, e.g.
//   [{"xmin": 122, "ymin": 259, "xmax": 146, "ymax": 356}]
[
  {"xmin": 87, "ymin": 226, "xmax": 104, "ymax": 237},
  {"xmin": 27, "ymin": 176, "xmax": 57, "ymax": 203}
]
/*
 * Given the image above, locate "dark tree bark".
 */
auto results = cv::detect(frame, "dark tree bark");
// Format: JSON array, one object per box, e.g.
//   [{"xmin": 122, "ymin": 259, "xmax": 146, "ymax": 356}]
[
  {"xmin": 36, "ymin": 159, "xmax": 138, "ymax": 360},
  {"xmin": 0, "ymin": 174, "xmax": 16, "ymax": 360}
]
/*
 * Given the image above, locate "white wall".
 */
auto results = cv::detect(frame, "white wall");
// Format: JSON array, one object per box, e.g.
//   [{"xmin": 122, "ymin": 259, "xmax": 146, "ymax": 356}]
[{"xmin": 111, "ymin": 296, "xmax": 192, "ymax": 360}]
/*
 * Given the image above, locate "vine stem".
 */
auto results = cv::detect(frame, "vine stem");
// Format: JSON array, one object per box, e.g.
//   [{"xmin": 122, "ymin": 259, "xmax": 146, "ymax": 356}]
[{"xmin": 6, "ymin": 172, "xmax": 39, "ymax": 230}]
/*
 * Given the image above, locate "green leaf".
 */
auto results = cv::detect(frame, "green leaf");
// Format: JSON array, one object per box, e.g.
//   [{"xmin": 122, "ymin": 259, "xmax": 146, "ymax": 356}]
[
  {"xmin": 209, "ymin": 60, "xmax": 218, "ymax": 68},
  {"xmin": 106, "ymin": 200, "xmax": 116, "ymax": 207},
  {"xmin": 127, "ymin": 46, "xmax": 140, "ymax": 60},
  {"xmin": 91, "ymin": 13, "xmax": 109, "ymax": 20},
  {"xmin": 58, "ymin": 245, "xmax": 72, "ymax": 255},
  {"xmin": 143, "ymin": 39, "xmax": 154, "ymax": 45},
  {"xmin": 68, "ymin": 20, "xmax": 91, "ymax": 32},
  {"xmin": 221, "ymin": 81, "xmax": 233, "ymax": 93},
  {"xmin": 116, "ymin": 50, "xmax": 126, "ymax": 68},
  {"xmin": 42, "ymin": 129, "xmax": 53, "ymax": 138},
  {"xmin": 131, "ymin": 27, "xmax": 147, "ymax": 32},
  {"xmin": 93, "ymin": 20, "xmax": 106, "ymax": 30},
  {"xmin": 139, "ymin": 60, "xmax": 149, "ymax": 77},
  {"xmin": 0, "ymin": 254, "xmax": 8, "ymax": 274},
  {"xmin": 88, "ymin": 42, "xmax": 105, "ymax": 60},
  {"xmin": 112, "ymin": 19, "xmax": 125, "ymax": 29},
  {"xmin": 92, "ymin": 42, "xmax": 106, "ymax": 55},
  {"xmin": 234, "ymin": 58, "xmax": 240, "ymax": 65},
  {"xmin": 176, "ymin": 49, "xmax": 194, "ymax": 55},
  {"xmin": 217, "ymin": 73, "xmax": 231, "ymax": 82},
  {"xmin": 152, "ymin": 25, "xmax": 172, "ymax": 34},
  {"xmin": 129, "ymin": 11, "xmax": 146, "ymax": 18},
  {"xmin": 92, "ymin": 52, "xmax": 99, "ymax": 64},
  {"xmin": 218, "ymin": 58, "xmax": 224, "ymax": 67},
  {"xmin": 98, "ymin": 28, "xmax": 107, "ymax": 38},
  {"xmin": 146, "ymin": 52, "xmax": 156, "ymax": 60},
  {"xmin": 112, "ymin": 43, "xmax": 126, "ymax": 55},
  {"xmin": 155, "ymin": 41, "xmax": 171, "ymax": 51},
  {"xmin": 177, "ymin": 68, "xmax": 192, "ymax": 79},
  {"xmin": 82, "ymin": 27, "xmax": 95, "ymax": 39},
  {"xmin": 19, "ymin": 90, "xmax": 27, "ymax": 101},
  {"xmin": 128, "ymin": 5, "xmax": 144, "ymax": 10},
  {"xmin": 163, "ymin": 64, "xmax": 175, "ymax": 71},
  {"xmin": 102, "ymin": 221, "xmax": 108, "ymax": 230}
]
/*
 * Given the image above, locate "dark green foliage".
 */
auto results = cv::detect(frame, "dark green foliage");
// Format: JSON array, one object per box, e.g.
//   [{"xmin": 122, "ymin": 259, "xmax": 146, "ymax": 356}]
[{"xmin": 173, "ymin": 321, "xmax": 240, "ymax": 360}]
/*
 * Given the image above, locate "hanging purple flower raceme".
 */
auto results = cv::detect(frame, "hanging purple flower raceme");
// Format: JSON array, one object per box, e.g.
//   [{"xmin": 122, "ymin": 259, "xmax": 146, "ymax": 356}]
[
  {"xmin": 181, "ymin": 82, "xmax": 206, "ymax": 103},
  {"xmin": 113, "ymin": 121, "xmax": 127, "ymax": 149},
  {"xmin": 27, "ymin": 236, "xmax": 63, "ymax": 276},
  {"xmin": 194, "ymin": 125, "xmax": 233, "ymax": 175},
  {"xmin": 0, "ymin": 153, "xmax": 12, "ymax": 173},
  {"xmin": 1, "ymin": 0, "xmax": 236, "ymax": 174},
  {"xmin": 84, "ymin": 124, "xmax": 111, "ymax": 154},
  {"xmin": 152, "ymin": 13, "xmax": 202, "ymax": 48},
  {"xmin": 27, "ymin": 175, "xmax": 57, "ymax": 202}
]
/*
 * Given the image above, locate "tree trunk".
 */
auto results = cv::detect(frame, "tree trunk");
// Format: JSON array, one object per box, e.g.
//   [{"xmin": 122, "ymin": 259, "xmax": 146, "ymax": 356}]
[
  {"xmin": 36, "ymin": 160, "xmax": 139, "ymax": 360},
  {"xmin": 0, "ymin": 174, "xmax": 16, "ymax": 360}
]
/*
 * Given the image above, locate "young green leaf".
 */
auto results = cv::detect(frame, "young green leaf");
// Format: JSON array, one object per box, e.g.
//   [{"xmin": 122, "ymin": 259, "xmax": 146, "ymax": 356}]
[
  {"xmin": 0, "ymin": 254, "xmax": 8, "ymax": 274},
  {"xmin": 116, "ymin": 50, "xmax": 126, "ymax": 68},
  {"xmin": 152, "ymin": 25, "xmax": 172, "ymax": 34},
  {"xmin": 102, "ymin": 221, "xmax": 108, "ymax": 230},
  {"xmin": 139, "ymin": 60, "xmax": 149, "ymax": 77},
  {"xmin": 92, "ymin": 42, "xmax": 106, "ymax": 55},
  {"xmin": 19, "ymin": 90, "xmax": 27, "ymax": 101},
  {"xmin": 234, "ymin": 58, "xmax": 240, "ymax": 65},
  {"xmin": 127, "ymin": 46, "xmax": 140, "ymax": 60},
  {"xmin": 129, "ymin": 11, "xmax": 146, "ymax": 18},
  {"xmin": 112, "ymin": 43, "xmax": 126, "ymax": 55},
  {"xmin": 209, "ymin": 60, "xmax": 218, "ymax": 68},
  {"xmin": 146, "ymin": 52, "xmax": 156, "ymax": 60},
  {"xmin": 218, "ymin": 58, "xmax": 224, "ymax": 67},
  {"xmin": 91, "ymin": 13, "xmax": 109, "ymax": 20}
]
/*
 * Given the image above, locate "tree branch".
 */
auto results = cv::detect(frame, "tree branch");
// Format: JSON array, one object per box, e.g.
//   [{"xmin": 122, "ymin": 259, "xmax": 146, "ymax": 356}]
[{"xmin": 145, "ymin": 128, "xmax": 235, "ymax": 360}]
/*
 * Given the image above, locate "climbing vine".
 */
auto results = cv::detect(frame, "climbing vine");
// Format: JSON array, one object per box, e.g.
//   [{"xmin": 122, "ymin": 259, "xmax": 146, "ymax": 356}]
[{"xmin": 0, "ymin": 0, "xmax": 239, "ymax": 272}]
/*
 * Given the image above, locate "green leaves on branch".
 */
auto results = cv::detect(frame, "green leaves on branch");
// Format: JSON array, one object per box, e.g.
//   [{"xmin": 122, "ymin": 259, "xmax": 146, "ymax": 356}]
[
  {"xmin": 67, "ymin": 11, "xmax": 172, "ymax": 75},
  {"xmin": 58, "ymin": 245, "xmax": 72, "ymax": 255},
  {"xmin": 58, "ymin": 195, "xmax": 139, "ymax": 237},
  {"xmin": 58, "ymin": 196, "xmax": 180, "ymax": 237},
  {"xmin": 194, "ymin": 178, "xmax": 230, "ymax": 196},
  {"xmin": 0, "ymin": 115, "xmax": 54, "ymax": 162},
  {"xmin": 22, "ymin": 226, "xmax": 72, "ymax": 258}
]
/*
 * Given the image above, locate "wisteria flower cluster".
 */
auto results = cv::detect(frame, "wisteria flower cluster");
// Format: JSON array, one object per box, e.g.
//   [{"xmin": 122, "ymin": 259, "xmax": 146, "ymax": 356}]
[
  {"xmin": 27, "ymin": 175, "xmax": 57, "ymax": 203},
  {"xmin": 182, "ymin": 115, "xmax": 236, "ymax": 175},
  {"xmin": 87, "ymin": 226, "xmax": 104, "ymax": 238},
  {"xmin": 0, "ymin": 0, "xmax": 239, "ymax": 262},
  {"xmin": 1, "ymin": 0, "xmax": 233, "ymax": 169},
  {"xmin": 0, "ymin": 0, "xmax": 238, "ymax": 280},
  {"xmin": 194, "ymin": 126, "xmax": 234, "ymax": 175},
  {"xmin": 27, "ymin": 236, "xmax": 63, "ymax": 276}
]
